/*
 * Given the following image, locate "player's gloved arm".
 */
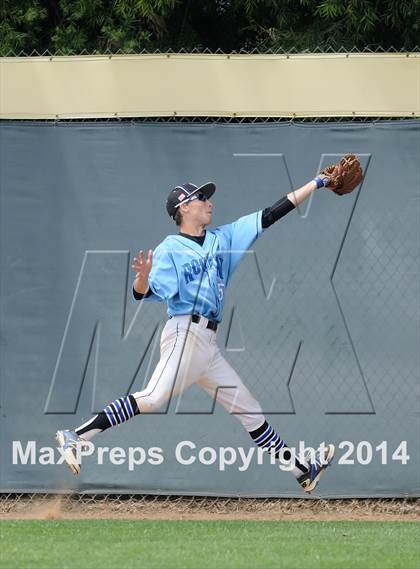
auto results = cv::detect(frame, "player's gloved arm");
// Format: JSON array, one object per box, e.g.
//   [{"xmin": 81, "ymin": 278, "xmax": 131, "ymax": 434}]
[
  {"xmin": 286, "ymin": 176, "xmax": 329, "ymax": 208},
  {"xmin": 262, "ymin": 196, "xmax": 295, "ymax": 228},
  {"xmin": 262, "ymin": 177, "xmax": 330, "ymax": 228},
  {"xmin": 286, "ymin": 156, "xmax": 362, "ymax": 203}
]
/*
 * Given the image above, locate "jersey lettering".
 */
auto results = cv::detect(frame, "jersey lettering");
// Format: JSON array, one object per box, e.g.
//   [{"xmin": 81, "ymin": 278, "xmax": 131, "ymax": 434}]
[
  {"xmin": 216, "ymin": 256, "xmax": 224, "ymax": 279},
  {"xmin": 182, "ymin": 254, "xmax": 224, "ymax": 286},
  {"xmin": 191, "ymin": 259, "xmax": 201, "ymax": 275},
  {"xmin": 182, "ymin": 263, "xmax": 194, "ymax": 284}
]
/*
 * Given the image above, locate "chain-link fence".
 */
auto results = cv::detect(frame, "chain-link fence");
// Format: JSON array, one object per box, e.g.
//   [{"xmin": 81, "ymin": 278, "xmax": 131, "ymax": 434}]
[
  {"xmin": 1, "ymin": 118, "xmax": 418, "ymax": 496},
  {"xmin": 1, "ymin": 117, "xmax": 417, "ymax": 125},
  {"xmin": 2, "ymin": 45, "xmax": 419, "ymax": 57},
  {"xmin": 1, "ymin": 68, "xmax": 418, "ymax": 508},
  {"xmin": 1, "ymin": 493, "xmax": 419, "ymax": 520}
]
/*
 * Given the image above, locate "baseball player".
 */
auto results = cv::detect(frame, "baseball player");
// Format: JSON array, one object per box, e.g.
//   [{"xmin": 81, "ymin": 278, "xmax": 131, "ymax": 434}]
[{"xmin": 57, "ymin": 173, "xmax": 340, "ymax": 493}]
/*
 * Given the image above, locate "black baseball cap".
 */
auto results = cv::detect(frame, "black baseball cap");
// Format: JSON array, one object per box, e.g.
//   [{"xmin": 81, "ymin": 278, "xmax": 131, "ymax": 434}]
[{"xmin": 166, "ymin": 182, "xmax": 216, "ymax": 219}]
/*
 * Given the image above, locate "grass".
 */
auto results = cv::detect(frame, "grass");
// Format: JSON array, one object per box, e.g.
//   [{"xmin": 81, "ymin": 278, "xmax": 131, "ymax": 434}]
[{"xmin": 1, "ymin": 520, "xmax": 419, "ymax": 569}]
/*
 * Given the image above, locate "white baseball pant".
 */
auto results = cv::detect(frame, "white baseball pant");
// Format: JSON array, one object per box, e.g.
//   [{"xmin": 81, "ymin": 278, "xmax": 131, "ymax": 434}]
[{"xmin": 132, "ymin": 315, "xmax": 264, "ymax": 431}]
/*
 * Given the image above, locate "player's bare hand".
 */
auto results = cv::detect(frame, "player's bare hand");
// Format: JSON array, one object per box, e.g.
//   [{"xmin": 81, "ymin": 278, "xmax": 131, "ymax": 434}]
[{"xmin": 132, "ymin": 249, "xmax": 153, "ymax": 279}]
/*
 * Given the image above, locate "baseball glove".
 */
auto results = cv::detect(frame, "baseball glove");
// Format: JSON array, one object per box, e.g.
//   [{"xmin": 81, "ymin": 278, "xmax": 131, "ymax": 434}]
[{"xmin": 320, "ymin": 154, "xmax": 363, "ymax": 195}]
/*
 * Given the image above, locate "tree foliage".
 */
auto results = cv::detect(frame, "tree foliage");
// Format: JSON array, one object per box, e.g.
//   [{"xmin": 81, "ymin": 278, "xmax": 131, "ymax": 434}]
[{"xmin": 1, "ymin": 0, "xmax": 418, "ymax": 55}]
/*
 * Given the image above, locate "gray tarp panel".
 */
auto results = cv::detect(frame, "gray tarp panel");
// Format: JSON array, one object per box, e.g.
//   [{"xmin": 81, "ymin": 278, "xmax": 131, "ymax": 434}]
[{"xmin": 0, "ymin": 121, "xmax": 419, "ymax": 496}]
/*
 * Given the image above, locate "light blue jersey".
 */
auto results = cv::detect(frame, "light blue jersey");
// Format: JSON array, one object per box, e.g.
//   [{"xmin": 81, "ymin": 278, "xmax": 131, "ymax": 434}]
[{"xmin": 139, "ymin": 210, "xmax": 264, "ymax": 322}]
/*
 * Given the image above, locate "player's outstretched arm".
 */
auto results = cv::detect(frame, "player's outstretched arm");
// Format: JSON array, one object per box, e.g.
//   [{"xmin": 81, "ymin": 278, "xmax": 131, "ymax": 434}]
[
  {"xmin": 288, "ymin": 155, "xmax": 363, "ymax": 205},
  {"xmin": 286, "ymin": 177, "xmax": 327, "ymax": 207},
  {"xmin": 132, "ymin": 249, "xmax": 153, "ymax": 294},
  {"xmin": 262, "ymin": 175, "xmax": 328, "ymax": 229}
]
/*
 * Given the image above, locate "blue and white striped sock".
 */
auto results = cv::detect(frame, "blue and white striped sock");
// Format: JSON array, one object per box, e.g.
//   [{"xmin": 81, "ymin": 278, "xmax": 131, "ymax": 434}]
[
  {"xmin": 75, "ymin": 394, "xmax": 139, "ymax": 441},
  {"xmin": 104, "ymin": 395, "xmax": 138, "ymax": 426},
  {"xmin": 249, "ymin": 420, "xmax": 308, "ymax": 478},
  {"xmin": 250, "ymin": 421, "xmax": 287, "ymax": 458}
]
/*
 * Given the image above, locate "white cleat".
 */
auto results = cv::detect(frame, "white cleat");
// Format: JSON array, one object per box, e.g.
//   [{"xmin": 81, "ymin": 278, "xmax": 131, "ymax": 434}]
[
  {"xmin": 297, "ymin": 443, "xmax": 335, "ymax": 494},
  {"xmin": 56, "ymin": 430, "xmax": 87, "ymax": 476}
]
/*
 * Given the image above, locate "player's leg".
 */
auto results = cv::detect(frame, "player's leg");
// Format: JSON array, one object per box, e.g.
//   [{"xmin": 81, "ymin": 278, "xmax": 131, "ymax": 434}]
[
  {"xmin": 132, "ymin": 319, "xmax": 208, "ymax": 413},
  {"xmin": 197, "ymin": 348, "xmax": 334, "ymax": 492},
  {"xmin": 196, "ymin": 350, "xmax": 308, "ymax": 477},
  {"xmin": 56, "ymin": 318, "xmax": 208, "ymax": 474}
]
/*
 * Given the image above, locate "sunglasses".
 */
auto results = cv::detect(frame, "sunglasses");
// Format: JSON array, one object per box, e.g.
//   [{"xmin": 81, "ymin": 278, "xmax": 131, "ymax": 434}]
[
  {"xmin": 189, "ymin": 192, "xmax": 208, "ymax": 203},
  {"xmin": 175, "ymin": 192, "xmax": 208, "ymax": 209}
]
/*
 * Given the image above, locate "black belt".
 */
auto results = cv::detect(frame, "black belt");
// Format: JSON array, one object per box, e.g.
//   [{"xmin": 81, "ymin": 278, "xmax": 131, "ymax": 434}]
[{"xmin": 191, "ymin": 314, "xmax": 218, "ymax": 332}]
